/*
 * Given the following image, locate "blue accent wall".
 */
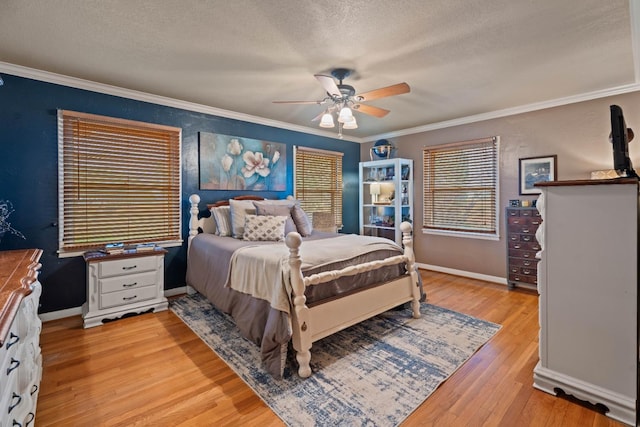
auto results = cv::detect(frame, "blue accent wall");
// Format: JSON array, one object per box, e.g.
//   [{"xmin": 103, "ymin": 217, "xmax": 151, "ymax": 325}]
[{"xmin": 0, "ymin": 74, "xmax": 360, "ymax": 313}]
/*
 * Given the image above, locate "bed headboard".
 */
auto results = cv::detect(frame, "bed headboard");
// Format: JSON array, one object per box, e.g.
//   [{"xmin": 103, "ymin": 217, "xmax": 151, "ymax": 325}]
[
  {"xmin": 188, "ymin": 194, "xmax": 266, "ymax": 245},
  {"xmin": 205, "ymin": 195, "xmax": 264, "ymax": 209}
]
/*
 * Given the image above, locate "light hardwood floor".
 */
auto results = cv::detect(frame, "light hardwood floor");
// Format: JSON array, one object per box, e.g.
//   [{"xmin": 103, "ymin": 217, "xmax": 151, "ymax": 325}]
[{"xmin": 37, "ymin": 271, "xmax": 626, "ymax": 426}]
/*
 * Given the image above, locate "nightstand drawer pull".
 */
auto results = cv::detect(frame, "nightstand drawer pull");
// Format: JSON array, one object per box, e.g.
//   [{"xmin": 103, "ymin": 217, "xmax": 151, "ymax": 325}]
[
  {"xmin": 7, "ymin": 358, "xmax": 20, "ymax": 375},
  {"xmin": 122, "ymin": 265, "xmax": 137, "ymax": 271},
  {"xmin": 5, "ymin": 332, "xmax": 19, "ymax": 350},
  {"xmin": 122, "ymin": 295, "xmax": 138, "ymax": 301},
  {"xmin": 122, "ymin": 282, "xmax": 137, "ymax": 288},
  {"xmin": 8, "ymin": 392, "xmax": 21, "ymax": 413}
]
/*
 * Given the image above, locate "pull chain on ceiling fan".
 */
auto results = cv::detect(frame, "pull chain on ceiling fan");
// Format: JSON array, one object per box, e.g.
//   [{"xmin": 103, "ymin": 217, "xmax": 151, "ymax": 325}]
[{"xmin": 273, "ymin": 68, "xmax": 410, "ymax": 138}]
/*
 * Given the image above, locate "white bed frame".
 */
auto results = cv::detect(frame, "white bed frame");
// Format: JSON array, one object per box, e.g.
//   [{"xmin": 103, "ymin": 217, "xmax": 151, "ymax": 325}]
[{"xmin": 188, "ymin": 194, "xmax": 422, "ymax": 378}]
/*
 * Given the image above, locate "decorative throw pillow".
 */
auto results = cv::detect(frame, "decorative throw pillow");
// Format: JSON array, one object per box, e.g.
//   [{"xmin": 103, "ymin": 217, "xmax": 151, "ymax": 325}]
[
  {"xmin": 229, "ymin": 199, "xmax": 257, "ymax": 238},
  {"xmin": 242, "ymin": 214, "xmax": 287, "ymax": 241},
  {"xmin": 264, "ymin": 197, "xmax": 299, "ymax": 206},
  {"xmin": 291, "ymin": 205, "xmax": 313, "ymax": 237},
  {"xmin": 253, "ymin": 201, "xmax": 296, "ymax": 235},
  {"xmin": 211, "ymin": 206, "xmax": 232, "ymax": 237}
]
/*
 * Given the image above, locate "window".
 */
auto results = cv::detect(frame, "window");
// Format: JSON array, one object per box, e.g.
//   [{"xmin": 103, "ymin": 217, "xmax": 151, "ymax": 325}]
[
  {"xmin": 58, "ymin": 110, "xmax": 182, "ymax": 256},
  {"xmin": 293, "ymin": 146, "xmax": 343, "ymax": 229},
  {"xmin": 423, "ymin": 137, "xmax": 499, "ymax": 239}
]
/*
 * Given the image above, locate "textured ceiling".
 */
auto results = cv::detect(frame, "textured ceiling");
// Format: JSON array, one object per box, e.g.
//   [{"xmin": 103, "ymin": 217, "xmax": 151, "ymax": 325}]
[{"xmin": 0, "ymin": 0, "xmax": 638, "ymax": 141}]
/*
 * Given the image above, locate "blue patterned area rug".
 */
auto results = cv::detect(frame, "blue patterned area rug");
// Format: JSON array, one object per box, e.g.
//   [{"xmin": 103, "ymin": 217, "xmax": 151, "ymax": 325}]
[{"xmin": 170, "ymin": 293, "xmax": 500, "ymax": 426}]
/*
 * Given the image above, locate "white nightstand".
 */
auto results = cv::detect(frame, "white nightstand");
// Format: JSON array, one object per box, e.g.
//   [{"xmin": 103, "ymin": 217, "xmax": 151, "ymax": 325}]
[{"xmin": 82, "ymin": 249, "xmax": 168, "ymax": 328}]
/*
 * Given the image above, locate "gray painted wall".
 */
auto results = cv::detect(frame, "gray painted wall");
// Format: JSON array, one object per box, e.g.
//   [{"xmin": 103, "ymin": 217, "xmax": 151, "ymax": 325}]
[{"xmin": 362, "ymin": 91, "xmax": 640, "ymax": 280}]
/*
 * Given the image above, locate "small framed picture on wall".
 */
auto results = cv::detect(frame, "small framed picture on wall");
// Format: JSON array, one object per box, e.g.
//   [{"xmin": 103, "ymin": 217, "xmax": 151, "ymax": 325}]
[{"xmin": 519, "ymin": 155, "xmax": 557, "ymax": 195}]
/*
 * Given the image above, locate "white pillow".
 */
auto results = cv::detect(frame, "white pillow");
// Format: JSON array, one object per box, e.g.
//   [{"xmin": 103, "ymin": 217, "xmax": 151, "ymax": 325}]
[
  {"xmin": 211, "ymin": 206, "xmax": 232, "ymax": 237},
  {"xmin": 243, "ymin": 214, "xmax": 287, "ymax": 241},
  {"xmin": 229, "ymin": 199, "xmax": 257, "ymax": 238}
]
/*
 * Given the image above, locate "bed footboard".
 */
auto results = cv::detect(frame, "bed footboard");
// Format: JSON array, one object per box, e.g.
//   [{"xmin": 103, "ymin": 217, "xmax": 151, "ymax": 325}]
[{"xmin": 286, "ymin": 222, "xmax": 422, "ymax": 378}]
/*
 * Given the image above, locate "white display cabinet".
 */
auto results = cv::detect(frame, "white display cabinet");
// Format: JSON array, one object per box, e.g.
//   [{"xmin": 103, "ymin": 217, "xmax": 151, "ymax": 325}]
[{"xmin": 359, "ymin": 158, "xmax": 413, "ymax": 246}]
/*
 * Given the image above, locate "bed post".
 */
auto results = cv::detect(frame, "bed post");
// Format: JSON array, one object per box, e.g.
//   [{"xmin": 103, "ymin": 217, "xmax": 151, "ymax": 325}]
[
  {"xmin": 401, "ymin": 222, "xmax": 422, "ymax": 318},
  {"xmin": 286, "ymin": 231, "xmax": 312, "ymax": 378},
  {"xmin": 188, "ymin": 194, "xmax": 201, "ymax": 249}
]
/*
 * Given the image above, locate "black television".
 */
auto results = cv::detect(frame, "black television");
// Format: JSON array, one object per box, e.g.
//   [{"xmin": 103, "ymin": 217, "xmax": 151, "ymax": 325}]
[{"xmin": 609, "ymin": 104, "xmax": 637, "ymax": 178}]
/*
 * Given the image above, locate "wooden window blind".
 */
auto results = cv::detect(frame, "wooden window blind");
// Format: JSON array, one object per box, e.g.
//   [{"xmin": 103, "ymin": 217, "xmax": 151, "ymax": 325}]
[
  {"xmin": 423, "ymin": 137, "xmax": 499, "ymax": 236},
  {"xmin": 294, "ymin": 146, "xmax": 343, "ymax": 229},
  {"xmin": 58, "ymin": 110, "xmax": 182, "ymax": 255}
]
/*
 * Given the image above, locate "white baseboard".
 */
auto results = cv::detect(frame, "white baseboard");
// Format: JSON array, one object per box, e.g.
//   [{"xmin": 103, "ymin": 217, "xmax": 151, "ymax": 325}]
[
  {"xmin": 416, "ymin": 262, "xmax": 508, "ymax": 286},
  {"xmin": 39, "ymin": 286, "xmax": 189, "ymax": 322},
  {"xmin": 39, "ymin": 307, "xmax": 83, "ymax": 322},
  {"xmin": 165, "ymin": 286, "xmax": 188, "ymax": 297}
]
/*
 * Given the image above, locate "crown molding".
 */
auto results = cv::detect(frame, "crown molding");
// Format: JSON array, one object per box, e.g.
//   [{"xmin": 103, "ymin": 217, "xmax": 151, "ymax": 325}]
[
  {"xmin": 0, "ymin": 62, "xmax": 361, "ymax": 143},
  {"xmin": 367, "ymin": 82, "xmax": 640, "ymax": 142},
  {"xmin": 3, "ymin": 61, "xmax": 639, "ymax": 146}
]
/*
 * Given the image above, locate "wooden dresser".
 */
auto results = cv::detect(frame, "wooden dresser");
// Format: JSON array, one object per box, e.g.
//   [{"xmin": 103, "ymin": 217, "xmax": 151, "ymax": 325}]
[
  {"xmin": 506, "ymin": 207, "xmax": 542, "ymax": 289},
  {"xmin": 0, "ymin": 249, "xmax": 43, "ymax": 427}
]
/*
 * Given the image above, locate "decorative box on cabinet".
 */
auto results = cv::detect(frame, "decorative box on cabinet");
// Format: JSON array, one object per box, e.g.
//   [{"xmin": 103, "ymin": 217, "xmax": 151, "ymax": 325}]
[
  {"xmin": 82, "ymin": 249, "xmax": 168, "ymax": 328},
  {"xmin": 506, "ymin": 207, "xmax": 541, "ymax": 289},
  {"xmin": 0, "ymin": 249, "xmax": 43, "ymax": 427},
  {"xmin": 359, "ymin": 158, "xmax": 413, "ymax": 246},
  {"xmin": 534, "ymin": 179, "xmax": 638, "ymax": 426}
]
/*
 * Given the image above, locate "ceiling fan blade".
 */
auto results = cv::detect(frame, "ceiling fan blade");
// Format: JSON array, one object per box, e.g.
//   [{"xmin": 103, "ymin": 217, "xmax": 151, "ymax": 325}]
[
  {"xmin": 272, "ymin": 100, "xmax": 324, "ymax": 105},
  {"xmin": 353, "ymin": 103, "xmax": 390, "ymax": 118},
  {"xmin": 355, "ymin": 82, "xmax": 410, "ymax": 102},
  {"xmin": 310, "ymin": 111, "xmax": 325, "ymax": 122},
  {"xmin": 314, "ymin": 74, "xmax": 341, "ymax": 97}
]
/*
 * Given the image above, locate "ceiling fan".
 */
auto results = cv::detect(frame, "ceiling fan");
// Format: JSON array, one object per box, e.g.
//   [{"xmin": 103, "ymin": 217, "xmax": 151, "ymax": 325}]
[{"xmin": 273, "ymin": 68, "xmax": 410, "ymax": 137}]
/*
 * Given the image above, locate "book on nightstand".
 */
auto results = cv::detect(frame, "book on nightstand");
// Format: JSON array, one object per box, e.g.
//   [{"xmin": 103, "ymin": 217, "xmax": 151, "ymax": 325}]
[
  {"xmin": 104, "ymin": 242, "xmax": 125, "ymax": 254},
  {"xmin": 136, "ymin": 243, "xmax": 157, "ymax": 252}
]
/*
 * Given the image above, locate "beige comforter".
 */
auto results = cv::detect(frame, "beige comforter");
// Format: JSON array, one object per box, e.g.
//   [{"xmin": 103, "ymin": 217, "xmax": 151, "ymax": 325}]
[{"xmin": 228, "ymin": 234, "xmax": 402, "ymax": 313}]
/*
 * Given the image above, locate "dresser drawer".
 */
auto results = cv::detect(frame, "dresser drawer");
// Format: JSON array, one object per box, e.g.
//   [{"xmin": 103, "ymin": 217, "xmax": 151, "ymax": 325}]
[
  {"xmin": 100, "ymin": 271, "xmax": 158, "ymax": 294},
  {"xmin": 98, "ymin": 256, "xmax": 158, "ymax": 278},
  {"xmin": 509, "ymin": 257, "xmax": 538, "ymax": 268},
  {"xmin": 508, "ymin": 241, "xmax": 541, "ymax": 251},
  {"xmin": 508, "ymin": 248, "xmax": 537, "ymax": 259},
  {"xmin": 509, "ymin": 272, "xmax": 537, "ymax": 285},
  {"xmin": 519, "ymin": 209, "xmax": 541, "ymax": 218},
  {"xmin": 100, "ymin": 285, "xmax": 158, "ymax": 310}
]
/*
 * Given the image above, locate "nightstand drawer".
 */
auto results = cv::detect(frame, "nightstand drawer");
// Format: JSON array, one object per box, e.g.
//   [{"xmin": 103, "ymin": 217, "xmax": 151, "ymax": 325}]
[
  {"xmin": 98, "ymin": 256, "xmax": 158, "ymax": 278},
  {"xmin": 100, "ymin": 286, "xmax": 158, "ymax": 310},
  {"xmin": 100, "ymin": 271, "xmax": 158, "ymax": 294}
]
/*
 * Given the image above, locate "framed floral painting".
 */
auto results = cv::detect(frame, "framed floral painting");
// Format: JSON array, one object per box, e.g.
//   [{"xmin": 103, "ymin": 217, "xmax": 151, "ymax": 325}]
[{"xmin": 198, "ymin": 132, "xmax": 287, "ymax": 191}]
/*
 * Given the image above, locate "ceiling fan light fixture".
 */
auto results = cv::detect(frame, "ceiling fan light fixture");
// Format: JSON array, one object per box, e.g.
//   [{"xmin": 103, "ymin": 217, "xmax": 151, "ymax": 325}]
[
  {"xmin": 338, "ymin": 107, "xmax": 353, "ymax": 123},
  {"xmin": 319, "ymin": 112, "xmax": 335, "ymax": 128},
  {"xmin": 343, "ymin": 117, "xmax": 358, "ymax": 129}
]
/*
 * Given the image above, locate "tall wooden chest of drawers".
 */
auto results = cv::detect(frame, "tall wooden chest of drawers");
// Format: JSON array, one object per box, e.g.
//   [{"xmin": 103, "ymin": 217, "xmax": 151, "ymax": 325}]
[{"xmin": 506, "ymin": 207, "xmax": 541, "ymax": 288}]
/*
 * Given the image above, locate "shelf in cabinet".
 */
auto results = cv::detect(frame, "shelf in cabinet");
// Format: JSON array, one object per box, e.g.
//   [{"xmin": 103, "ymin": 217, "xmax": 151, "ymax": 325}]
[{"xmin": 363, "ymin": 224, "xmax": 395, "ymax": 230}]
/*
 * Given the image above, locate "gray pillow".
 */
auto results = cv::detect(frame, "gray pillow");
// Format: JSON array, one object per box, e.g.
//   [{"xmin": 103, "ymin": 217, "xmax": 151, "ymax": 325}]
[
  {"xmin": 291, "ymin": 205, "xmax": 313, "ymax": 237},
  {"xmin": 253, "ymin": 201, "xmax": 296, "ymax": 235}
]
